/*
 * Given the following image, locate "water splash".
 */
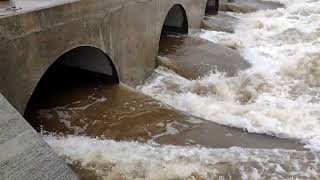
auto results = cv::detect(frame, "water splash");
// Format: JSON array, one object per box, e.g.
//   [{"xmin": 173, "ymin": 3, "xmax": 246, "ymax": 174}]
[
  {"xmin": 42, "ymin": 1, "xmax": 320, "ymax": 179},
  {"xmin": 45, "ymin": 135, "xmax": 320, "ymax": 180},
  {"xmin": 140, "ymin": 0, "xmax": 320, "ymax": 150}
]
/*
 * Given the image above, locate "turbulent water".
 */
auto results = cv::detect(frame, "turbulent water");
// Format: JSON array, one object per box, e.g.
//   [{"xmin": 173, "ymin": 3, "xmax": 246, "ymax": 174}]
[
  {"xmin": 141, "ymin": 0, "xmax": 320, "ymax": 151},
  {"xmin": 44, "ymin": 0, "xmax": 320, "ymax": 179},
  {"xmin": 45, "ymin": 135, "xmax": 320, "ymax": 179}
]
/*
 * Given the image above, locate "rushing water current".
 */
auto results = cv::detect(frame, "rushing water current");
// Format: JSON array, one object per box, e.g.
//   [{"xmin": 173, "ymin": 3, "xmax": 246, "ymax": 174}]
[
  {"xmin": 42, "ymin": 0, "xmax": 320, "ymax": 179},
  {"xmin": 142, "ymin": 0, "xmax": 320, "ymax": 150}
]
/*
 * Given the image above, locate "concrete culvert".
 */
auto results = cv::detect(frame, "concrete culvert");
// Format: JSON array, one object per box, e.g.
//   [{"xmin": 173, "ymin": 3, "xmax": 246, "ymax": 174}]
[
  {"xmin": 161, "ymin": 4, "xmax": 188, "ymax": 36},
  {"xmin": 205, "ymin": 0, "xmax": 219, "ymax": 15},
  {"xmin": 24, "ymin": 46, "xmax": 119, "ymax": 130}
]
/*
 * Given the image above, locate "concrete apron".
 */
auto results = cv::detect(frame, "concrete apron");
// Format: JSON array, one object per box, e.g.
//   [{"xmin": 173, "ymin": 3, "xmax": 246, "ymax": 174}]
[
  {"xmin": 158, "ymin": 35, "xmax": 250, "ymax": 80},
  {"xmin": 201, "ymin": 12, "xmax": 239, "ymax": 33},
  {"xmin": 0, "ymin": 93, "xmax": 78, "ymax": 179}
]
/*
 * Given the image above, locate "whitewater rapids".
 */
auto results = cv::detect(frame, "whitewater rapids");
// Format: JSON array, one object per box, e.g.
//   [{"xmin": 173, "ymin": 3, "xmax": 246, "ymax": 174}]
[
  {"xmin": 45, "ymin": 135, "xmax": 320, "ymax": 179},
  {"xmin": 44, "ymin": 0, "xmax": 320, "ymax": 179},
  {"xmin": 140, "ymin": 0, "xmax": 320, "ymax": 151}
]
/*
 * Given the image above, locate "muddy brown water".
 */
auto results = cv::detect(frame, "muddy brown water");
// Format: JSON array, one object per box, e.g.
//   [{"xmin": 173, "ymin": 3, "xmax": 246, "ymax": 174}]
[
  {"xmin": 158, "ymin": 35, "xmax": 250, "ymax": 79},
  {"xmin": 25, "ymin": 41, "xmax": 303, "ymax": 179},
  {"xmin": 25, "ymin": 65, "xmax": 302, "ymax": 148}
]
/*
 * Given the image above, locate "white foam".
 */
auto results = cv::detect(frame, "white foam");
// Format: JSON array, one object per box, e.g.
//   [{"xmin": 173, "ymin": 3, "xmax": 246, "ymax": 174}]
[
  {"xmin": 42, "ymin": 1, "xmax": 320, "ymax": 178},
  {"xmin": 44, "ymin": 135, "xmax": 320, "ymax": 179},
  {"xmin": 139, "ymin": 0, "xmax": 320, "ymax": 150}
]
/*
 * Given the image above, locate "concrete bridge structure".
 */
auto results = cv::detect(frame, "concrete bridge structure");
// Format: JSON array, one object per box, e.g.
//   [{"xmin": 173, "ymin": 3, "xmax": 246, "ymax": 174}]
[
  {"xmin": 0, "ymin": 0, "xmax": 219, "ymax": 114},
  {"xmin": 0, "ymin": 0, "xmax": 218, "ymax": 179}
]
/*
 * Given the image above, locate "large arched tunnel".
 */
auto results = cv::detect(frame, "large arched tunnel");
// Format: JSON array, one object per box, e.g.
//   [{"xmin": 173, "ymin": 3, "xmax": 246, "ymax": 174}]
[{"xmin": 24, "ymin": 46, "xmax": 119, "ymax": 131}]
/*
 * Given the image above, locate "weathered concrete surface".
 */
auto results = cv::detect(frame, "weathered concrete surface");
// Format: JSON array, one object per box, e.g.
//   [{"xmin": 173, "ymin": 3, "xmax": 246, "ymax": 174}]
[
  {"xmin": 0, "ymin": 0, "xmax": 209, "ymax": 113},
  {"xmin": 0, "ymin": 0, "xmax": 73, "ymax": 16},
  {"xmin": 0, "ymin": 93, "xmax": 77, "ymax": 180},
  {"xmin": 158, "ymin": 35, "xmax": 250, "ymax": 79},
  {"xmin": 0, "ymin": 0, "xmax": 11, "ymax": 16},
  {"xmin": 202, "ymin": 12, "xmax": 238, "ymax": 33}
]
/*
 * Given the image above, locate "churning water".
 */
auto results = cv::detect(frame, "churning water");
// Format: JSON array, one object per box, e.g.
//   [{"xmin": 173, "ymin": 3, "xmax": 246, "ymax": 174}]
[
  {"xmin": 45, "ymin": 135, "xmax": 320, "ymax": 179},
  {"xmin": 44, "ymin": 0, "xmax": 320, "ymax": 179},
  {"xmin": 141, "ymin": 0, "xmax": 320, "ymax": 151}
]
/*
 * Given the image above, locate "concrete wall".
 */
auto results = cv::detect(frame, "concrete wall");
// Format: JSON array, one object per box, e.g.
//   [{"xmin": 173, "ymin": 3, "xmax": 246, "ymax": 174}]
[
  {"xmin": 0, "ymin": 0, "xmax": 207, "ymax": 113},
  {"xmin": 0, "ymin": 93, "xmax": 77, "ymax": 179}
]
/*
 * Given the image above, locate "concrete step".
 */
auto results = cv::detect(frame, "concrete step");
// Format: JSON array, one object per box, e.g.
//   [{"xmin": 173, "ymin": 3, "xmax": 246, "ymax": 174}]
[{"xmin": 202, "ymin": 12, "xmax": 238, "ymax": 33}]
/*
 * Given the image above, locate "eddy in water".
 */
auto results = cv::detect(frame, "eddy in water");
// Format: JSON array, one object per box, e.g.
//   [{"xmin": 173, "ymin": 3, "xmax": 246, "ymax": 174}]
[{"xmin": 34, "ymin": 0, "xmax": 320, "ymax": 179}]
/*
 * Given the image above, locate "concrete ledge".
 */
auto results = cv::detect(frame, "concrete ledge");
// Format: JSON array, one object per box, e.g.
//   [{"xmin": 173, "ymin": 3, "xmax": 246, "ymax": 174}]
[{"xmin": 0, "ymin": 93, "xmax": 77, "ymax": 180}]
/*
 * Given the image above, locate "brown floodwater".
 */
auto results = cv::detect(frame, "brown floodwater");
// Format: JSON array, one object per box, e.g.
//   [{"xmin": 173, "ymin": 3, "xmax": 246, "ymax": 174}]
[
  {"xmin": 24, "ymin": 58, "xmax": 302, "ymax": 148},
  {"xmin": 25, "ymin": 37, "xmax": 303, "ymax": 179},
  {"xmin": 25, "ymin": 65, "xmax": 194, "ymax": 142},
  {"xmin": 158, "ymin": 35, "xmax": 250, "ymax": 79}
]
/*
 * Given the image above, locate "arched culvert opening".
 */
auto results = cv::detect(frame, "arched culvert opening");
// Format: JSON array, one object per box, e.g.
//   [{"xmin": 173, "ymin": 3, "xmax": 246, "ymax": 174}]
[
  {"xmin": 157, "ymin": 4, "xmax": 188, "ymax": 67},
  {"xmin": 205, "ymin": 0, "xmax": 219, "ymax": 15},
  {"xmin": 24, "ymin": 46, "xmax": 119, "ymax": 131},
  {"xmin": 161, "ymin": 4, "xmax": 188, "ymax": 36}
]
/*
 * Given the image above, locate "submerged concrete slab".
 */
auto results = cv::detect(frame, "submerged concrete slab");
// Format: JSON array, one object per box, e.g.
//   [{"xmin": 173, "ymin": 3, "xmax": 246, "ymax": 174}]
[
  {"xmin": 0, "ymin": 93, "xmax": 77, "ymax": 180},
  {"xmin": 158, "ymin": 121, "xmax": 305, "ymax": 150},
  {"xmin": 202, "ymin": 12, "xmax": 238, "ymax": 33},
  {"xmin": 158, "ymin": 35, "xmax": 250, "ymax": 79}
]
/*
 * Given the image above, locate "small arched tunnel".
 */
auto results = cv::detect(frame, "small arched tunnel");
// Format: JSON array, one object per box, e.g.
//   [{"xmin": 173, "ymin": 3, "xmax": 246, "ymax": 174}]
[
  {"xmin": 24, "ymin": 46, "xmax": 119, "ymax": 131},
  {"xmin": 157, "ymin": 4, "xmax": 189, "ymax": 67},
  {"xmin": 161, "ymin": 4, "xmax": 188, "ymax": 36},
  {"xmin": 205, "ymin": 0, "xmax": 219, "ymax": 15}
]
